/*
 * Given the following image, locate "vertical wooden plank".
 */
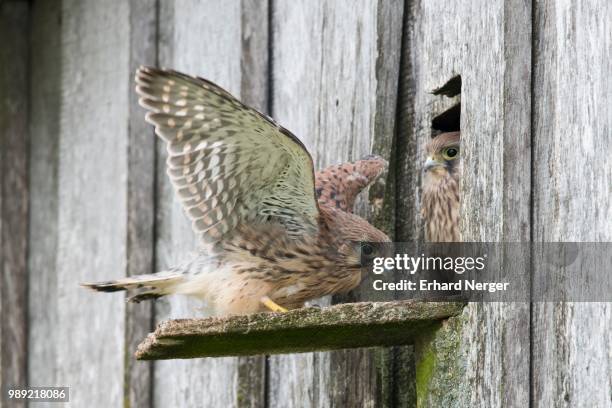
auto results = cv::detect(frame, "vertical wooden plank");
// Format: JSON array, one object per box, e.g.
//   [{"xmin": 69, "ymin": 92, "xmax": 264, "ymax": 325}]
[
  {"xmin": 28, "ymin": 1, "xmax": 131, "ymax": 406},
  {"xmin": 237, "ymin": 1, "xmax": 269, "ymax": 407},
  {"xmin": 237, "ymin": 354, "xmax": 266, "ymax": 408},
  {"xmin": 532, "ymin": 1, "xmax": 612, "ymax": 406},
  {"xmin": 125, "ymin": 0, "xmax": 158, "ymax": 407},
  {"xmin": 394, "ymin": 0, "xmax": 419, "ymax": 245},
  {"xmin": 57, "ymin": 0, "xmax": 130, "ymax": 404},
  {"xmin": 28, "ymin": 0, "xmax": 156, "ymax": 406},
  {"xmin": 392, "ymin": 2, "xmax": 422, "ymax": 406},
  {"xmin": 405, "ymin": 1, "xmax": 532, "ymax": 406},
  {"xmin": 153, "ymin": 1, "xmax": 268, "ymax": 406},
  {"xmin": 28, "ymin": 0, "xmax": 62, "ymax": 393},
  {"xmin": 459, "ymin": 3, "xmax": 532, "ymax": 407},
  {"xmin": 268, "ymin": 1, "xmax": 403, "ymax": 407},
  {"xmin": 240, "ymin": 0, "xmax": 269, "ymax": 112},
  {"xmin": 0, "ymin": 1, "xmax": 29, "ymax": 401}
]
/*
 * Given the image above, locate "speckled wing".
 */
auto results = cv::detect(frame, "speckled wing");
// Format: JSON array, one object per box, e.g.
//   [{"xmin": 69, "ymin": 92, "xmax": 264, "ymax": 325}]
[
  {"xmin": 135, "ymin": 67, "xmax": 319, "ymax": 244},
  {"xmin": 314, "ymin": 155, "xmax": 387, "ymax": 213}
]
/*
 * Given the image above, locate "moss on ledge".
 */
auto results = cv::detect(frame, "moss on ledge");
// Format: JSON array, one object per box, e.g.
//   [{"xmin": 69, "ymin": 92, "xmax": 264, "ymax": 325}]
[
  {"xmin": 414, "ymin": 313, "xmax": 467, "ymax": 407},
  {"xmin": 135, "ymin": 300, "xmax": 465, "ymax": 360}
]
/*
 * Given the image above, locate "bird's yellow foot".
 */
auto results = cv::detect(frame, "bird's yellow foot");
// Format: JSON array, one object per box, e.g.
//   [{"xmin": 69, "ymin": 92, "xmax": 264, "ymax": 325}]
[{"xmin": 261, "ymin": 296, "xmax": 288, "ymax": 312}]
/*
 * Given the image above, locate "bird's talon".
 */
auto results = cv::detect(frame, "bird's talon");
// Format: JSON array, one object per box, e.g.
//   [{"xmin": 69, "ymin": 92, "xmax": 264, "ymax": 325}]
[{"xmin": 261, "ymin": 296, "xmax": 288, "ymax": 313}]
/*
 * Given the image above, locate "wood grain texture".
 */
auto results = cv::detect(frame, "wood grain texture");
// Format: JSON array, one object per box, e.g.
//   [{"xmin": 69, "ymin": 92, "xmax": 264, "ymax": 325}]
[
  {"xmin": 392, "ymin": 4, "xmax": 422, "ymax": 407},
  {"xmin": 394, "ymin": 0, "xmax": 419, "ymax": 245},
  {"xmin": 27, "ymin": 0, "xmax": 62, "ymax": 394},
  {"xmin": 237, "ymin": 353, "xmax": 266, "ymax": 408},
  {"xmin": 154, "ymin": 1, "xmax": 267, "ymax": 406},
  {"xmin": 124, "ymin": 0, "xmax": 158, "ymax": 407},
  {"xmin": 57, "ymin": 0, "xmax": 130, "ymax": 404},
  {"xmin": 237, "ymin": 1, "xmax": 270, "ymax": 407},
  {"xmin": 240, "ymin": 0, "xmax": 269, "ymax": 112},
  {"xmin": 532, "ymin": 1, "xmax": 612, "ymax": 406},
  {"xmin": 28, "ymin": 1, "xmax": 130, "ymax": 406},
  {"xmin": 0, "ymin": 2, "xmax": 29, "ymax": 402},
  {"xmin": 268, "ymin": 1, "xmax": 403, "ymax": 407},
  {"xmin": 404, "ymin": 1, "xmax": 532, "ymax": 406}
]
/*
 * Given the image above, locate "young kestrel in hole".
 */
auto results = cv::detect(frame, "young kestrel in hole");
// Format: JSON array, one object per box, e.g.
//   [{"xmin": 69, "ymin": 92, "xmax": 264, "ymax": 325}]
[
  {"xmin": 421, "ymin": 131, "xmax": 461, "ymax": 242},
  {"xmin": 82, "ymin": 67, "xmax": 390, "ymax": 315}
]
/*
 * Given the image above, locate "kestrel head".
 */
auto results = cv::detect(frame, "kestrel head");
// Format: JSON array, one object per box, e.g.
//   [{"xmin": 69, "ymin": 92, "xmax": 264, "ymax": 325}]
[
  {"xmin": 319, "ymin": 205, "xmax": 391, "ymax": 268},
  {"xmin": 423, "ymin": 131, "xmax": 461, "ymax": 182}
]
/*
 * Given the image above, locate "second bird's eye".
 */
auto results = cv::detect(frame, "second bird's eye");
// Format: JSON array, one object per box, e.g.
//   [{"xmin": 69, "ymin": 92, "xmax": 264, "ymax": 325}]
[
  {"xmin": 361, "ymin": 244, "xmax": 374, "ymax": 256},
  {"xmin": 443, "ymin": 147, "xmax": 459, "ymax": 159}
]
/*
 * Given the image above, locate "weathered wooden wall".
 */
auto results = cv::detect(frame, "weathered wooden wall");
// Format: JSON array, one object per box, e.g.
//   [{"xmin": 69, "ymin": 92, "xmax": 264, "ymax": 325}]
[
  {"xmin": 0, "ymin": 0, "xmax": 609, "ymax": 407},
  {"xmin": 0, "ymin": 2, "xmax": 29, "ymax": 406},
  {"xmin": 27, "ymin": 0, "xmax": 61, "ymax": 401},
  {"xmin": 532, "ymin": 0, "xmax": 612, "ymax": 406},
  {"xmin": 29, "ymin": 0, "xmax": 130, "ymax": 405},
  {"xmin": 124, "ymin": 0, "xmax": 158, "ymax": 405}
]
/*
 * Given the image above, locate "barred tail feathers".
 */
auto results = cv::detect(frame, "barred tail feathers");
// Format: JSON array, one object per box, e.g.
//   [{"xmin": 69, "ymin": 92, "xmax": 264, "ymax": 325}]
[{"xmin": 81, "ymin": 271, "xmax": 185, "ymax": 303}]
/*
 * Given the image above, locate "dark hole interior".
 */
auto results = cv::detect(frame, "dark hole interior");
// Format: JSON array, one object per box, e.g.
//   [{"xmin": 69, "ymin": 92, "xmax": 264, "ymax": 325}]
[
  {"xmin": 431, "ymin": 75, "xmax": 461, "ymax": 135},
  {"xmin": 432, "ymin": 103, "xmax": 461, "ymax": 133}
]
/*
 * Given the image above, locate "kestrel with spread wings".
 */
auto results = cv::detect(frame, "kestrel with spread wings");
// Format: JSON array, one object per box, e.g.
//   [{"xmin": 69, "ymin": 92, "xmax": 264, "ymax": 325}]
[{"xmin": 83, "ymin": 67, "xmax": 389, "ymax": 315}]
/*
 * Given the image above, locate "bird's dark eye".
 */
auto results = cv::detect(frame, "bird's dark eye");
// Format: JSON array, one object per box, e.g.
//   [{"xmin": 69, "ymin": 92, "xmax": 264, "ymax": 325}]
[
  {"xmin": 443, "ymin": 147, "xmax": 459, "ymax": 160},
  {"xmin": 358, "ymin": 243, "xmax": 377, "ymax": 267}
]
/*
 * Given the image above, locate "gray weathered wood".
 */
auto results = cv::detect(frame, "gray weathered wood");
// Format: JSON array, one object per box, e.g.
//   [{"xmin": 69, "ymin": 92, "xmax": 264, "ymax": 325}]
[
  {"xmin": 237, "ymin": 352, "xmax": 266, "ymax": 408},
  {"xmin": 392, "ymin": 4, "xmax": 423, "ymax": 407},
  {"xmin": 403, "ymin": 1, "xmax": 532, "ymax": 406},
  {"xmin": 154, "ymin": 1, "xmax": 268, "ymax": 406},
  {"xmin": 269, "ymin": 1, "xmax": 404, "ymax": 407},
  {"xmin": 57, "ymin": 0, "xmax": 130, "ymax": 404},
  {"xmin": 237, "ymin": 1, "xmax": 270, "ymax": 406},
  {"xmin": 136, "ymin": 301, "xmax": 465, "ymax": 359},
  {"xmin": 0, "ymin": 1, "xmax": 29, "ymax": 402},
  {"xmin": 124, "ymin": 0, "xmax": 158, "ymax": 407},
  {"xmin": 28, "ymin": 2, "xmax": 158, "ymax": 406},
  {"xmin": 532, "ymin": 1, "xmax": 612, "ymax": 406},
  {"xmin": 28, "ymin": 1, "xmax": 131, "ymax": 406},
  {"xmin": 27, "ymin": 0, "xmax": 62, "ymax": 395},
  {"xmin": 240, "ymin": 0, "xmax": 269, "ymax": 113}
]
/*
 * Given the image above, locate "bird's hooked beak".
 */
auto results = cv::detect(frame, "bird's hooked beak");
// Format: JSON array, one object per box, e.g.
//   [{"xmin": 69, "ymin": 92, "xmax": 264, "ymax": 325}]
[{"xmin": 423, "ymin": 157, "xmax": 444, "ymax": 172}]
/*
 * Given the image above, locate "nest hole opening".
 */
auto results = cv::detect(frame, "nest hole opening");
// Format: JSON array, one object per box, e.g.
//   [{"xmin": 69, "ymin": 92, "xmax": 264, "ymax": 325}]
[{"xmin": 431, "ymin": 75, "xmax": 461, "ymax": 135}]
